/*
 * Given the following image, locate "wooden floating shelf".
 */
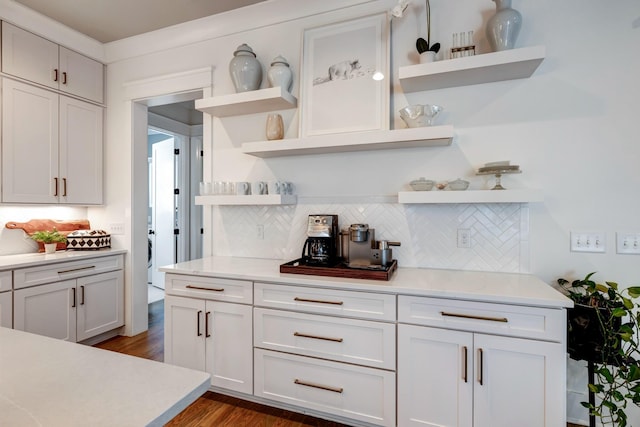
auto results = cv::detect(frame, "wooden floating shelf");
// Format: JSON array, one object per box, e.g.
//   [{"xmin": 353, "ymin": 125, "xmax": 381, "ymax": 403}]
[
  {"xmin": 397, "ymin": 189, "xmax": 543, "ymax": 204},
  {"xmin": 195, "ymin": 194, "xmax": 297, "ymax": 206},
  {"xmin": 241, "ymin": 125, "xmax": 454, "ymax": 158},
  {"xmin": 195, "ymin": 86, "xmax": 297, "ymax": 117},
  {"xmin": 399, "ymin": 45, "xmax": 546, "ymax": 92}
]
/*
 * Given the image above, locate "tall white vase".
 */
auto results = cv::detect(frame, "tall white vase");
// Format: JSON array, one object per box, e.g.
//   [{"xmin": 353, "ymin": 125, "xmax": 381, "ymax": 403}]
[{"xmin": 486, "ymin": 0, "xmax": 522, "ymax": 51}]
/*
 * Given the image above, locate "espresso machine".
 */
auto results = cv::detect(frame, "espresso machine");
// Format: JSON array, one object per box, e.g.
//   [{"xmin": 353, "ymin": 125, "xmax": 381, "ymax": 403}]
[
  {"xmin": 301, "ymin": 215, "xmax": 339, "ymax": 266},
  {"xmin": 342, "ymin": 224, "xmax": 400, "ymax": 269}
]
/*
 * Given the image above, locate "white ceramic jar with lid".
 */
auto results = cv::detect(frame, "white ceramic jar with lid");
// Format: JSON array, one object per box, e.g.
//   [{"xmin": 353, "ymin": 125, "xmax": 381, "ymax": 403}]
[
  {"xmin": 267, "ymin": 55, "xmax": 293, "ymax": 92},
  {"xmin": 229, "ymin": 43, "xmax": 263, "ymax": 92}
]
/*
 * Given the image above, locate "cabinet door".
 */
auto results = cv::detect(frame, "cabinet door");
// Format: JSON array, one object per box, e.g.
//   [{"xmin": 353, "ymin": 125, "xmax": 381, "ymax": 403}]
[
  {"xmin": 398, "ymin": 324, "xmax": 473, "ymax": 427},
  {"xmin": 205, "ymin": 300, "xmax": 253, "ymax": 394},
  {"xmin": 59, "ymin": 95, "xmax": 103, "ymax": 204},
  {"xmin": 164, "ymin": 295, "xmax": 206, "ymax": 372},
  {"xmin": 1, "ymin": 22, "xmax": 58, "ymax": 90},
  {"xmin": 1, "ymin": 78, "xmax": 59, "ymax": 203},
  {"xmin": 0, "ymin": 291, "xmax": 12, "ymax": 328},
  {"xmin": 14, "ymin": 280, "xmax": 77, "ymax": 342},
  {"xmin": 473, "ymin": 334, "xmax": 565, "ymax": 427},
  {"xmin": 59, "ymin": 47, "xmax": 104, "ymax": 103},
  {"xmin": 76, "ymin": 271, "xmax": 124, "ymax": 341}
]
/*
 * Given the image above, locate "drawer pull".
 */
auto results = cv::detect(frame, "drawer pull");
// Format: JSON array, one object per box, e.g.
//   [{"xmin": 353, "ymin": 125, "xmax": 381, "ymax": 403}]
[
  {"xmin": 294, "ymin": 297, "xmax": 344, "ymax": 306},
  {"xmin": 462, "ymin": 346, "xmax": 468, "ymax": 383},
  {"xmin": 294, "ymin": 379, "xmax": 343, "ymax": 394},
  {"xmin": 186, "ymin": 285, "xmax": 225, "ymax": 292},
  {"xmin": 58, "ymin": 265, "xmax": 96, "ymax": 274},
  {"xmin": 205, "ymin": 311, "xmax": 211, "ymax": 337},
  {"xmin": 478, "ymin": 348, "xmax": 484, "ymax": 385},
  {"xmin": 441, "ymin": 311, "xmax": 508, "ymax": 323},
  {"xmin": 294, "ymin": 332, "xmax": 344, "ymax": 343}
]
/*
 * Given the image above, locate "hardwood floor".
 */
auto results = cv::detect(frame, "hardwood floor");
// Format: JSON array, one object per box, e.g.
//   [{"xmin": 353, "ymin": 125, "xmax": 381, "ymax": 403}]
[{"xmin": 94, "ymin": 300, "xmax": 586, "ymax": 427}]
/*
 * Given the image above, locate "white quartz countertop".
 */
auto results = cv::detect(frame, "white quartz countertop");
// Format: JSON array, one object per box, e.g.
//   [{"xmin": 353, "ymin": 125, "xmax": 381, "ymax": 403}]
[
  {"xmin": 0, "ymin": 248, "xmax": 127, "ymax": 270},
  {"xmin": 0, "ymin": 327, "xmax": 210, "ymax": 426},
  {"xmin": 160, "ymin": 256, "xmax": 572, "ymax": 309}
]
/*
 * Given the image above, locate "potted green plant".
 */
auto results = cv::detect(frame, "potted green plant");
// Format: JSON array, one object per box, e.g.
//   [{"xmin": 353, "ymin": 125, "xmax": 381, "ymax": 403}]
[
  {"xmin": 415, "ymin": 0, "xmax": 440, "ymax": 63},
  {"xmin": 558, "ymin": 272, "xmax": 640, "ymax": 427},
  {"xmin": 31, "ymin": 228, "xmax": 67, "ymax": 253}
]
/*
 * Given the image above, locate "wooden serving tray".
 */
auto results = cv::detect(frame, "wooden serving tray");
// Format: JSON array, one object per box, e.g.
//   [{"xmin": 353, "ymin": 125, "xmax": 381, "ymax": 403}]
[{"xmin": 280, "ymin": 259, "xmax": 397, "ymax": 281}]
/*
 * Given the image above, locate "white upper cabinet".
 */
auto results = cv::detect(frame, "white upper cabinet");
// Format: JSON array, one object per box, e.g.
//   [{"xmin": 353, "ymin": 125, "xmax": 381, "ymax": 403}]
[{"xmin": 1, "ymin": 22, "xmax": 104, "ymax": 103}]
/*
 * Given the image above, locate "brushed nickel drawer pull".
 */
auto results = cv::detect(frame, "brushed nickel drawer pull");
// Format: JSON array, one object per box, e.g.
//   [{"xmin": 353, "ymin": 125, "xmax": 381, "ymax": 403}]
[
  {"xmin": 186, "ymin": 285, "xmax": 224, "ymax": 292},
  {"xmin": 294, "ymin": 379, "xmax": 343, "ymax": 394},
  {"xmin": 441, "ymin": 311, "xmax": 508, "ymax": 323},
  {"xmin": 294, "ymin": 297, "xmax": 344, "ymax": 305},
  {"xmin": 294, "ymin": 332, "xmax": 344, "ymax": 343},
  {"xmin": 58, "ymin": 265, "xmax": 96, "ymax": 274}
]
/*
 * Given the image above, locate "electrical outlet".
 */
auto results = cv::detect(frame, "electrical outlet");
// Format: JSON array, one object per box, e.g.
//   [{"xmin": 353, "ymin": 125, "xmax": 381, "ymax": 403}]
[
  {"xmin": 457, "ymin": 229, "xmax": 471, "ymax": 248},
  {"xmin": 109, "ymin": 223, "xmax": 125, "ymax": 235},
  {"xmin": 616, "ymin": 232, "xmax": 640, "ymax": 254},
  {"xmin": 570, "ymin": 231, "xmax": 606, "ymax": 253},
  {"xmin": 256, "ymin": 224, "xmax": 264, "ymax": 240}
]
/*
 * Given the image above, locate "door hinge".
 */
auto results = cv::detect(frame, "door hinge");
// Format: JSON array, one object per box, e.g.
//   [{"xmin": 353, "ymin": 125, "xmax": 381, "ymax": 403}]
[
  {"xmin": 200, "ymin": 150, "xmax": 204, "ymax": 157},
  {"xmin": 174, "ymin": 188, "xmax": 179, "ymax": 195},
  {"xmin": 174, "ymin": 229, "xmax": 180, "ymax": 235},
  {"xmin": 174, "ymin": 148, "xmax": 180, "ymax": 155},
  {"xmin": 200, "ymin": 228, "xmax": 204, "ymax": 234}
]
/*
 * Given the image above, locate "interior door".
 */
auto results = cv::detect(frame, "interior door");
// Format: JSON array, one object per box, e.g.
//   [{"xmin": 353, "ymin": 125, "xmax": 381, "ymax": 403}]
[{"xmin": 151, "ymin": 137, "xmax": 176, "ymax": 289}]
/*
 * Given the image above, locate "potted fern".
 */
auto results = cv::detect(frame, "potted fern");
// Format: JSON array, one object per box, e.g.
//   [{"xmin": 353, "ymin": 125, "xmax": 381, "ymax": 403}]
[
  {"xmin": 558, "ymin": 272, "xmax": 640, "ymax": 427},
  {"xmin": 31, "ymin": 229, "xmax": 67, "ymax": 253}
]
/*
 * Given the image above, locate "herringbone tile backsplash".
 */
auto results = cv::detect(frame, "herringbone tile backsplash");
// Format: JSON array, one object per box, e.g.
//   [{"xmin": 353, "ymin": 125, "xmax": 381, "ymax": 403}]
[{"xmin": 211, "ymin": 202, "xmax": 530, "ymax": 273}]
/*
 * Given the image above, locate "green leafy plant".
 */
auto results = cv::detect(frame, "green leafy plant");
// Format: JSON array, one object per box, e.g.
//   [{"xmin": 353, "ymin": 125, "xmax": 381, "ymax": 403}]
[
  {"xmin": 415, "ymin": 0, "xmax": 440, "ymax": 54},
  {"xmin": 558, "ymin": 272, "xmax": 640, "ymax": 427},
  {"xmin": 30, "ymin": 228, "xmax": 67, "ymax": 244}
]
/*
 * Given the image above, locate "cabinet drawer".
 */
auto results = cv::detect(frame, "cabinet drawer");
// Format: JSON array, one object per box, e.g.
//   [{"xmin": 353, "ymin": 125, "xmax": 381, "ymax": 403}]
[
  {"xmin": 165, "ymin": 273, "xmax": 252, "ymax": 304},
  {"xmin": 398, "ymin": 295, "xmax": 565, "ymax": 342},
  {"xmin": 14, "ymin": 255, "xmax": 123, "ymax": 289},
  {"xmin": 254, "ymin": 308, "xmax": 395, "ymax": 370},
  {"xmin": 254, "ymin": 349, "xmax": 395, "ymax": 427},
  {"xmin": 254, "ymin": 282, "xmax": 395, "ymax": 321},
  {"xmin": 0, "ymin": 271, "xmax": 11, "ymax": 292}
]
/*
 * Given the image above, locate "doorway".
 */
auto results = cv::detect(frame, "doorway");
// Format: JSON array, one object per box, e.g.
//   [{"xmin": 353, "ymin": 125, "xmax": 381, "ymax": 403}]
[{"xmin": 146, "ymin": 100, "xmax": 203, "ymax": 303}]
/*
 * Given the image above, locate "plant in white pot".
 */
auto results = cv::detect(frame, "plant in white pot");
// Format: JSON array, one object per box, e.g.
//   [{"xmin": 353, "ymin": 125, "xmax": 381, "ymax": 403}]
[
  {"xmin": 391, "ymin": 0, "xmax": 441, "ymax": 63},
  {"xmin": 31, "ymin": 229, "xmax": 67, "ymax": 253}
]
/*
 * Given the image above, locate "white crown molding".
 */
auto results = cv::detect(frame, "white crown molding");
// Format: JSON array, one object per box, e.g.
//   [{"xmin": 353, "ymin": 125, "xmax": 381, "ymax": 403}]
[
  {"xmin": 104, "ymin": 0, "xmax": 379, "ymax": 64},
  {"xmin": 0, "ymin": 0, "xmax": 105, "ymax": 62}
]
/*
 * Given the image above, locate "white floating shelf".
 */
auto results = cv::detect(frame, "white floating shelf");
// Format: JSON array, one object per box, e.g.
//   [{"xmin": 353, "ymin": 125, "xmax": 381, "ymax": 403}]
[
  {"xmin": 241, "ymin": 125, "xmax": 454, "ymax": 158},
  {"xmin": 398, "ymin": 189, "xmax": 543, "ymax": 204},
  {"xmin": 195, "ymin": 194, "xmax": 297, "ymax": 206},
  {"xmin": 399, "ymin": 45, "xmax": 546, "ymax": 92},
  {"xmin": 195, "ymin": 86, "xmax": 297, "ymax": 117}
]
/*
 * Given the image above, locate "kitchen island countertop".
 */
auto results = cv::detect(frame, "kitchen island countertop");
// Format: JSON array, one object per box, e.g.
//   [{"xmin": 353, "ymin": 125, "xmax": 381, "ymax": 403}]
[
  {"xmin": 160, "ymin": 256, "xmax": 572, "ymax": 309},
  {"xmin": 0, "ymin": 327, "xmax": 210, "ymax": 426}
]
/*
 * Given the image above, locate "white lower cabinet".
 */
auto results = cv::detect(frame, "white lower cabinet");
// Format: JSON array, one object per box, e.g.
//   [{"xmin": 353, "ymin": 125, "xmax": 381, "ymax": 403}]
[
  {"xmin": 255, "ymin": 348, "xmax": 396, "ymax": 427},
  {"xmin": 0, "ymin": 290, "xmax": 12, "ymax": 328},
  {"xmin": 164, "ymin": 294, "xmax": 253, "ymax": 394},
  {"xmin": 398, "ymin": 296, "xmax": 566, "ymax": 427},
  {"xmin": 13, "ymin": 270, "xmax": 123, "ymax": 342}
]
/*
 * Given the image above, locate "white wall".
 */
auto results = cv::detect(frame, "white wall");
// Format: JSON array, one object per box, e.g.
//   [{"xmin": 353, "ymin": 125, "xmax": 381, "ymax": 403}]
[{"xmin": 4, "ymin": 0, "xmax": 640, "ymax": 424}]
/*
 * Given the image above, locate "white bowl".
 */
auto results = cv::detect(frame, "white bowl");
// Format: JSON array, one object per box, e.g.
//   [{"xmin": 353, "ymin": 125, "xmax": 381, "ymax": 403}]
[{"xmin": 399, "ymin": 104, "xmax": 443, "ymax": 128}]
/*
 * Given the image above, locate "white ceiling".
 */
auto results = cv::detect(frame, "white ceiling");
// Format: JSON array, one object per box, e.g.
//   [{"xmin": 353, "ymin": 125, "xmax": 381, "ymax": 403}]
[{"xmin": 14, "ymin": 0, "xmax": 267, "ymax": 43}]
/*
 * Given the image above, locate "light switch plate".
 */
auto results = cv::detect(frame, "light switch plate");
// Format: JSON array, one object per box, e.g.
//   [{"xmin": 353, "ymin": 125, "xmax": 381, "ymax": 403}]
[
  {"xmin": 570, "ymin": 231, "xmax": 606, "ymax": 253},
  {"xmin": 616, "ymin": 232, "xmax": 640, "ymax": 254}
]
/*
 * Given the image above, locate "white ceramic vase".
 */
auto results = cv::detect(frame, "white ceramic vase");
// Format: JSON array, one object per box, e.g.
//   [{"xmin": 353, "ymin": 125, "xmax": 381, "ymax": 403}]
[
  {"xmin": 229, "ymin": 43, "xmax": 263, "ymax": 93},
  {"xmin": 486, "ymin": 0, "xmax": 522, "ymax": 51},
  {"xmin": 44, "ymin": 243, "xmax": 57, "ymax": 254},
  {"xmin": 267, "ymin": 55, "xmax": 293, "ymax": 92}
]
